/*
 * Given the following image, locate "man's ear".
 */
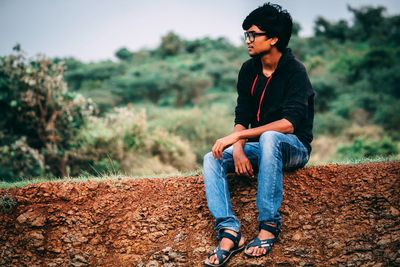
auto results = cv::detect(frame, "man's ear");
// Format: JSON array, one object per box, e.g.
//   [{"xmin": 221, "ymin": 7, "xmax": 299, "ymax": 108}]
[{"xmin": 270, "ymin": 37, "xmax": 279, "ymax": 46}]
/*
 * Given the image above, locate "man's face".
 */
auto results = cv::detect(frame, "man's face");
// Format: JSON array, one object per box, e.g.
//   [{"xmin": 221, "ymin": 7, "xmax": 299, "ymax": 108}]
[{"xmin": 245, "ymin": 25, "xmax": 276, "ymax": 57}]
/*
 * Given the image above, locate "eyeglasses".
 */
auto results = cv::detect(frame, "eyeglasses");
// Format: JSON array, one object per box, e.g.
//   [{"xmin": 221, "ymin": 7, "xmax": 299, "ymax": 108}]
[{"xmin": 244, "ymin": 31, "xmax": 268, "ymax": 42}]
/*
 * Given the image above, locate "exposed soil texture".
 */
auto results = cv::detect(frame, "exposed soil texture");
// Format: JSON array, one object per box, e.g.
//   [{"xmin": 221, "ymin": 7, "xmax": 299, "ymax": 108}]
[{"xmin": 1, "ymin": 161, "xmax": 399, "ymax": 266}]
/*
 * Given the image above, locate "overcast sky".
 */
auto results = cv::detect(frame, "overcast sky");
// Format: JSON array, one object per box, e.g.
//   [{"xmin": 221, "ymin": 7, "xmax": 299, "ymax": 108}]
[{"xmin": 1, "ymin": 0, "xmax": 399, "ymax": 62}]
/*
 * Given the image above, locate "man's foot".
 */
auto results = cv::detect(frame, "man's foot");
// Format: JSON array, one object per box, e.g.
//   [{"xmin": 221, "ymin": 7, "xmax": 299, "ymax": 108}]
[
  {"xmin": 244, "ymin": 223, "xmax": 279, "ymax": 257},
  {"xmin": 206, "ymin": 229, "xmax": 245, "ymax": 265}
]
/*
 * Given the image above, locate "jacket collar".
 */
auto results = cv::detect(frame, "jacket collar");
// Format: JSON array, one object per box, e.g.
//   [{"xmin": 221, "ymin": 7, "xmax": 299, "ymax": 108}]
[{"xmin": 252, "ymin": 48, "xmax": 294, "ymax": 76}]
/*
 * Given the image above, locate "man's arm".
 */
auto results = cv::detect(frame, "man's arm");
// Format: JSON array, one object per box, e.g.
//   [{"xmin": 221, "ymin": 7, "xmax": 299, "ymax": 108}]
[
  {"xmin": 212, "ymin": 119, "xmax": 293, "ymax": 159},
  {"xmin": 232, "ymin": 124, "xmax": 247, "ymax": 150},
  {"xmin": 232, "ymin": 124, "xmax": 254, "ymax": 177},
  {"xmin": 236, "ymin": 118, "xmax": 293, "ymax": 140}
]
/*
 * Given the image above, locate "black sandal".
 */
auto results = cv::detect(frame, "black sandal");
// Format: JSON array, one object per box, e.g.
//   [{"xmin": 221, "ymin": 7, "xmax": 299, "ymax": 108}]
[
  {"xmin": 204, "ymin": 231, "xmax": 245, "ymax": 267},
  {"xmin": 244, "ymin": 222, "xmax": 280, "ymax": 258}
]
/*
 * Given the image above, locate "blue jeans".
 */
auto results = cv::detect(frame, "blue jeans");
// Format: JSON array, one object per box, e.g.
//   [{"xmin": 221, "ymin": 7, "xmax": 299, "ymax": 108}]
[{"xmin": 203, "ymin": 131, "xmax": 310, "ymax": 234}]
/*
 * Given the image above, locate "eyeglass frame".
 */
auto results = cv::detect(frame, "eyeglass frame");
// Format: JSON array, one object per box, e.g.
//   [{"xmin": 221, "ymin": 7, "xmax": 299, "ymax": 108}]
[{"xmin": 244, "ymin": 31, "xmax": 270, "ymax": 43}]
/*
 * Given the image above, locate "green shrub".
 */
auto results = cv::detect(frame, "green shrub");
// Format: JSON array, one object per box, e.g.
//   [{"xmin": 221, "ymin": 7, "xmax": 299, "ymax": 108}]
[
  {"xmin": 314, "ymin": 112, "xmax": 350, "ymax": 136},
  {"xmin": 372, "ymin": 99, "xmax": 400, "ymax": 134},
  {"xmin": 150, "ymin": 128, "xmax": 196, "ymax": 170},
  {"xmin": 0, "ymin": 46, "xmax": 93, "ymax": 180},
  {"xmin": 147, "ymin": 104, "xmax": 234, "ymax": 163},
  {"xmin": 0, "ymin": 194, "xmax": 17, "ymax": 214},
  {"xmin": 72, "ymin": 107, "xmax": 197, "ymax": 176},
  {"xmin": 91, "ymin": 158, "xmax": 121, "ymax": 175},
  {"xmin": 0, "ymin": 137, "xmax": 45, "ymax": 181},
  {"xmin": 337, "ymin": 136, "xmax": 399, "ymax": 160}
]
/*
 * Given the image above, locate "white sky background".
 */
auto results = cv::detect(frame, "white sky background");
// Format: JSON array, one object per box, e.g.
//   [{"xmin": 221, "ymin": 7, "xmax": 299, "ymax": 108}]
[{"xmin": 0, "ymin": 0, "xmax": 399, "ymax": 62}]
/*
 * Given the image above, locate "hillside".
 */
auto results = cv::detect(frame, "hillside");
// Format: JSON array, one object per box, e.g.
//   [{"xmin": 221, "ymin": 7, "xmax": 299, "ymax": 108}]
[{"xmin": 1, "ymin": 161, "xmax": 399, "ymax": 266}]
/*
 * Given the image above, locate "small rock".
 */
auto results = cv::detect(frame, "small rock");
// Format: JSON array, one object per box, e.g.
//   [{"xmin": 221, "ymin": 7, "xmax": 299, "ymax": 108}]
[
  {"xmin": 73, "ymin": 255, "xmax": 87, "ymax": 263},
  {"xmin": 193, "ymin": 247, "xmax": 206, "ymax": 254},
  {"xmin": 169, "ymin": 251, "xmax": 178, "ymax": 260},
  {"xmin": 30, "ymin": 231, "xmax": 44, "ymax": 241},
  {"xmin": 162, "ymin": 246, "xmax": 172, "ymax": 253},
  {"xmin": 292, "ymin": 232, "xmax": 302, "ymax": 241},
  {"xmin": 162, "ymin": 255, "xmax": 169, "ymax": 262},
  {"xmin": 294, "ymin": 248, "xmax": 309, "ymax": 257},
  {"xmin": 240, "ymin": 197, "xmax": 255, "ymax": 203},
  {"xmin": 377, "ymin": 236, "xmax": 391, "ymax": 245},
  {"xmin": 70, "ymin": 254, "xmax": 88, "ymax": 267},
  {"xmin": 389, "ymin": 206, "xmax": 400, "ymax": 216},
  {"xmin": 149, "ymin": 231, "xmax": 164, "ymax": 241},
  {"xmin": 174, "ymin": 233, "xmax": 186, "ymax": 242},
  {"xmin": 17, "ymin": 210, "xmax": 46, "ymax": 226},
  {"xmin": 146, "ymin": 260, "xmax": 159, "ymax": 267},
  {"xmin": 49, "ymin": 245, "xmax": 62, "ymax": 253}
]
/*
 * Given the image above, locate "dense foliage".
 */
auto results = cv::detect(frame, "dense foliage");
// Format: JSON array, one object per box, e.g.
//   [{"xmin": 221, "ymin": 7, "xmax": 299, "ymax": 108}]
[
  {"xmin": 1, "ymin": 6, "xmax": 399, "ymax": 181},
  {"xmin": 0, "ymin": 45, "xmax": 94, "ymax": 180}
]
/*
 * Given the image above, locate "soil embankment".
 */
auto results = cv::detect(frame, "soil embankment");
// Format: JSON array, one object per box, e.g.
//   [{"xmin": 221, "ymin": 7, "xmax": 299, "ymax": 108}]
[{"xmin": 1, "ymin": 161, "xmax": 399, "ymax": 266}]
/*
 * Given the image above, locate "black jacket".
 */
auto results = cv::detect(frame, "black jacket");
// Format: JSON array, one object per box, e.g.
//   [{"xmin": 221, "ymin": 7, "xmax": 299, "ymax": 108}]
[{"xmin": 234, "ymin": 48, "xmax": 315, "ymax": 154}]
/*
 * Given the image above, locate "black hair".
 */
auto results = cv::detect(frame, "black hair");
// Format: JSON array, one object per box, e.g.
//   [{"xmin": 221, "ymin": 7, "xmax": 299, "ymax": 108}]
[{"xmin": 242, "ymin": 2, "xmax": 293, "ymax": 52}]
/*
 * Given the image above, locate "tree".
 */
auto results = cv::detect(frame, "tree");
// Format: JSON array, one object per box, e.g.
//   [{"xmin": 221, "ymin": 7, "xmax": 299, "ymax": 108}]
[
  {"xmin": 159, "ymin": 31, "xmax": 184, "ymax": 57},
  {"xmin": 314, "ymin": 17, "xmax": 350, "ymax": 41},
  {"xmin": 115, "ymin": 47, "xmax": 133, "ymax": 61},
  {"xmin": 348, "ymin": 5, "xmax": 386, "ymax": 42},
  {"xmin": 0, "ymin": 46, "xmax": 93, "ymax": 179}
]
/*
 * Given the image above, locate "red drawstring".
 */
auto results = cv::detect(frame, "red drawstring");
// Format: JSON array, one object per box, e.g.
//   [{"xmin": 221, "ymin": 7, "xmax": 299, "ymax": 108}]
[
  {"xmin": 257, "ymin": 74, "xmax": 273, "ymax": 122},
  {"xmin": 251, "ymin": 74, "xmax": 259, "ymax": 96}
]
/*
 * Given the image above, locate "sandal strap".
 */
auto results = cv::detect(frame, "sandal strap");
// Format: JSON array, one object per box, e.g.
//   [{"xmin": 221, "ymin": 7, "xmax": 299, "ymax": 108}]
[
  {"xmin": 245, "ymin": 237, "xmax": 275, "ymax": 251},
  {"xmin": 211, "ymin": 246, "xmax": 230, "ymax": 264},
  {"xmin": 217, "ymin": 231, "xmax": 241, "ymax": 249},
  {"xmin": 259, "ymin": 223, "xmax": 280, "ymax": 238}
]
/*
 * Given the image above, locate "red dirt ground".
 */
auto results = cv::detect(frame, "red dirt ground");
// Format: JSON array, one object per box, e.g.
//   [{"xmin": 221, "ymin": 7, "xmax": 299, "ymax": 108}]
[{"xmin": 0, "ymin": 161, "xmax": 399, "ymax": 266}]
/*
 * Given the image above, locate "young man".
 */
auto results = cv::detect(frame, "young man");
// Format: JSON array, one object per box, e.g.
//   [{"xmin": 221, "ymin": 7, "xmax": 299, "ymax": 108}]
[{"xmin": 203, "ymin": 3, "xmax": 314, "ymax": 266}]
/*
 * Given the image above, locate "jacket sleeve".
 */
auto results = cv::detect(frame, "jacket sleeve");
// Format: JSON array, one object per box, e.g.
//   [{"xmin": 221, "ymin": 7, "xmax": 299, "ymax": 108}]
[
  {"xmin": 234, "ymin": 65, "xmax": 252, "ymax": 128},
  {"xmin": 282, "ymin": 69, "xmax": 313, "ymax": 130}
]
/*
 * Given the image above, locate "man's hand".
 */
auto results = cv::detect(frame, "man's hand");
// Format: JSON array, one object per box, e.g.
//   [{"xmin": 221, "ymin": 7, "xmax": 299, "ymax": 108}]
[
  {"xmin": 233, "ymin": 147, "xmax": 254, "ymax": 177},
  {"xmin": 212, "ymin": 133, "xmax": 240, "ymax": 159}
]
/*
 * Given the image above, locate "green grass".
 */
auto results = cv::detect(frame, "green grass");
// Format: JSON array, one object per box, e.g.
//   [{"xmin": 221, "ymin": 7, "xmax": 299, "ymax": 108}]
[
  {"xmin": 1, "ymin": 156, "xmax": 399, "ymax": 190},
  {"xmin": 307, "ymin": 155, "xmax": 400, "ymax": 166},
  {"xmin": 0, "ymin": 168, "xmax": 203, "ymax": 189}
]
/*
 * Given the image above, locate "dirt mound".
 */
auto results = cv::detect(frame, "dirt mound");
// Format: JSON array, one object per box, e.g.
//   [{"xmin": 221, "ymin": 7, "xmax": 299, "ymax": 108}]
[{"xmin": 1, "ymin": 161, "xmax": 399, "ymax": 266}]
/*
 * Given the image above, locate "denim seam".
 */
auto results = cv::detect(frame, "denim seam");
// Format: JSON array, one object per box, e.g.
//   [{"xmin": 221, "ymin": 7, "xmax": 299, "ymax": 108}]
[
  {"xmin": 270, "ymin": 143, "xmax": 280, "ymax": 219},
  {"xmin": 220, "ymin": 160, "xmax": 229, "ymax": 217}
]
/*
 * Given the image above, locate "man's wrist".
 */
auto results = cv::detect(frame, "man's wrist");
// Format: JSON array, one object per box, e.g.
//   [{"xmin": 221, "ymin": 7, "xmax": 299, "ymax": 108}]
[
  {"xmin": 234, "ymin": 131, "xmax": 244, "ymax": 140},
  {"xmin": 233, "ymin": 142, "xmax": 244, "ymax": 155},
  {"xmin": 233, "ymin": 138, "xmax": 246, "ymax": 150},
  {"xmin": 233, "ymin": 141, "xmax": 244, "ymax": 147}
]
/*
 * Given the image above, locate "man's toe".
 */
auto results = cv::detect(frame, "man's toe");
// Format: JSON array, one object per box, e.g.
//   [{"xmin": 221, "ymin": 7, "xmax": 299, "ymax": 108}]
[{"xmin": 253, "ymin": 248, "xmax": 259, "ymax": 256}]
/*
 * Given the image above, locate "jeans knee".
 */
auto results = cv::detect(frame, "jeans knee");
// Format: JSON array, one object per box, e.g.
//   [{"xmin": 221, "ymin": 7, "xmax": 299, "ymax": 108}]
[
  {"xmin": 203, "ymin": 152, "xmax": 222, "ymax": 185},
  {"xmin": 259, "ymin": 131, "xmax": 283, "ymax": 146},
  {"xmin": 203, "ymin": 152, "xmax": 214, "ymax": 167}
]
